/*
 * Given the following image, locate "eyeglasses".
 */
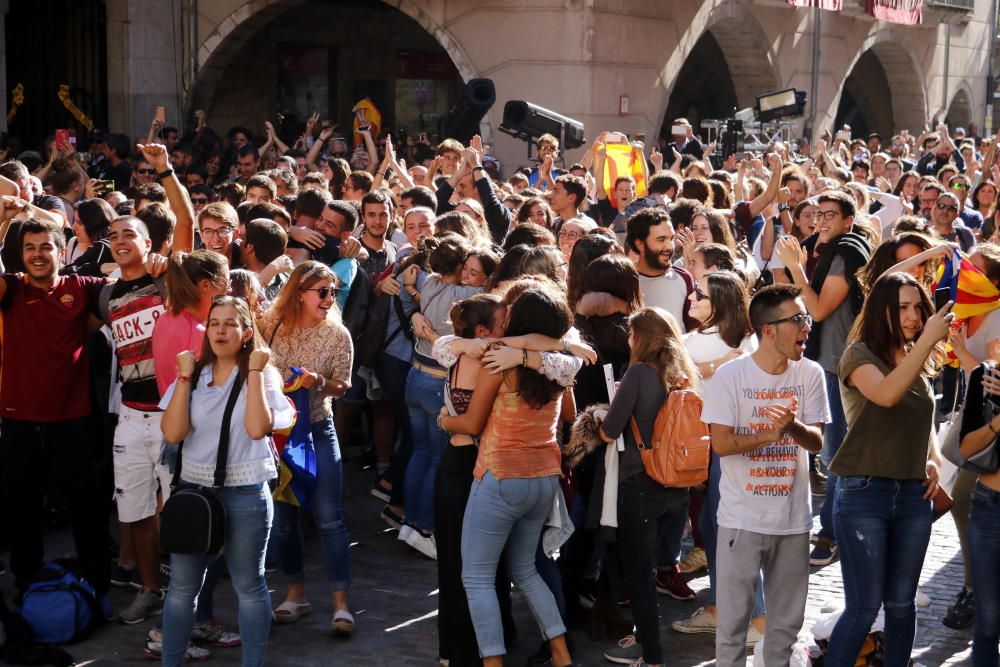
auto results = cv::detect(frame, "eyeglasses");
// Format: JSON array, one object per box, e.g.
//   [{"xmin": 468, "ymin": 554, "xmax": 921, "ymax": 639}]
[
  {"xmin": 301, "ymin": 286, "xmax": 338, "ymax": 300},
  {"xmin": 694, "ymin": 286, "xmax": 709, "ymax": 301},
  {"xmin": 191, "ymin": 197, "xmax": 209, "ymax": 204},
  {"xmin": 766, "ymin": 313, "xmax": 812, "ymax": 329},
  {"xmin": 200, "ymin": 227, "xmax": 234, "ymax": 239},
  {"xmin": 936, "ymin": 202, "xmax": 959, "ymax": 212},
  {"xmin": 951, "ymin": 183, "xmax": 971, "ymax": 191},
  {"xmin": 558, "ymin": 229, "xmax": 581, "ymax": 242},
  {"xmin": 136, "ymin": 168, "xmax": 157, "ymax": 175},
  {"xmin": 815, "ymin": 210, "xmax": 841, "ymax": 221}
]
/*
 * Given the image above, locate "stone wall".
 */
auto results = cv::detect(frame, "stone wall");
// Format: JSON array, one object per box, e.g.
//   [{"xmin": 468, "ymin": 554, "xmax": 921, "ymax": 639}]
[{"xmin": 104, "ymin": 0, "xmax": 995, "ymax": 172}]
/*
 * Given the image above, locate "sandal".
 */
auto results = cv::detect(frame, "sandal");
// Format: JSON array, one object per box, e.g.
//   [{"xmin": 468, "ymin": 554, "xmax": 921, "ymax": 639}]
[
  {"xmin": 272, "ymin": 600, "xmax": 312, "ymax": 624},
  {"xmin": 331, "ymin": 609, "xmax": 355, "ymax": 637}
]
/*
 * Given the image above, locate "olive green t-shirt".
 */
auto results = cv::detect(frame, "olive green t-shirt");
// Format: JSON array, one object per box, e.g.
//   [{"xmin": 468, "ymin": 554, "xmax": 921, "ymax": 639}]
[{"xmin": 829, "ymin": 342, "xmax": 933, "ymax": 480}]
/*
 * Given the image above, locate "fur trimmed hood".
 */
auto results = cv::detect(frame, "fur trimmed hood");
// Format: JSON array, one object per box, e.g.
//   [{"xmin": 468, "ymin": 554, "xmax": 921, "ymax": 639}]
[{"xmin": 564, "ymin": 403, "xmax": 610, "ymax": 469}]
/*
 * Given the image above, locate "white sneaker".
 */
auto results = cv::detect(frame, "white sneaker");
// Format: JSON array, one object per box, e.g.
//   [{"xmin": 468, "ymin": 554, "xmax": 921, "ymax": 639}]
[
  {"xmin": 746, "ymin": 622, "xmax": 765, "ymax": 646},
  {"xmin": 398, "ymin": 524, "xmax": 414, "ymax": 543},
  {"xmin": 916, "ymin": 586, "xmax": 932, "ymax": 608},
  {"xmin": 671, "ymin": 607, "xmax": 716, "ymax": 634},
  {"xmin": 406, "ymin": 530, "xmax": 437, "ymax": 560}
]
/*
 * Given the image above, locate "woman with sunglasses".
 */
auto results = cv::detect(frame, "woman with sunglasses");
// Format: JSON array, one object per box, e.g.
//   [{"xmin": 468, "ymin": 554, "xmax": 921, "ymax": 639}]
[
  {"xmin": 259, "ymin": 261, "xmax": 357, "ymax": 635},
  {"xmin": 824, "ymin": 272, "xmax": 953, "ymax": 666},
  {"xmin": 671, "ymin": 271, "xmax": 765, "ymax": 640},
  {"xmin": 159, "ymin": 297, "xmax": 294, "ymax": 667}
]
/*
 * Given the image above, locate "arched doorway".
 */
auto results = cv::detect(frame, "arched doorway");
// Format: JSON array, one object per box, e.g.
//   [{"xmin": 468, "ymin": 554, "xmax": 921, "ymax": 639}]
[
  {"xmin": 947, "ymin": 87, "xmax": 973, "ymax": 129},
  {"xmin": 659, "ymin": 14, "xmax": 779, "ymax": 144},
  {"xmin": 834, "ymin": 40, "xmax": 926, "ymax": 138},
  {"xmin": 193, "ymin": 0, "xmax": 468, "ymax": 146}
]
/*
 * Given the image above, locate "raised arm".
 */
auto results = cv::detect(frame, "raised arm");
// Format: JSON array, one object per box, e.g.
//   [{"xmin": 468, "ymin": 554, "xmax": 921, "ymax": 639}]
[
  {"xmin": 848, "ymin": 304, "xmax": 952, "ymax": 408},
  {"xmin": 749, "ymin": 153, "xmax": 783, "ymax": 217},
  {"xmin": 137, "ymin": 143, "xmax": 194, "ymax": 253}
]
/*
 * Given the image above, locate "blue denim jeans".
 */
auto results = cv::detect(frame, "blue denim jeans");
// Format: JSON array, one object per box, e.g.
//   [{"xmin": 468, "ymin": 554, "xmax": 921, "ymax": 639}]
[
  {"xmin": 819, "ymin": 370, "xmax": 848, "ymax": 540},
  {"xmin": 826, "ymin": 476, "xmax": 932, "ymax": 667},
  {"xmin": 271, "ymin": 418, "xmax": 351, "ymax": 590},
  {"xmin": 162, "ymin": 483, "xmax": 273, "ymax": 667},
  {"xmin": 462, "ymin": 471, "xmax": 565, "ymax": 658},
  {"xmin": 968, "ymin": 482, "xmax": 1000, "ymax": 667},
  {"xmin": 404, "ymin": 367, "xmax": 448, "ymax": 532},
  {"xmin": 699, "ymin": 451, "xmax": 766, "ymax": 615}
]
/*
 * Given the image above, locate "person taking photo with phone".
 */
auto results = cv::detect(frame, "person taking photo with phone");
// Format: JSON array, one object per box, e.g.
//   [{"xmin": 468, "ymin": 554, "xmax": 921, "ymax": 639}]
[{"xmin": 824, "ymin": 272, "xmax": 954, "ymax": 666}]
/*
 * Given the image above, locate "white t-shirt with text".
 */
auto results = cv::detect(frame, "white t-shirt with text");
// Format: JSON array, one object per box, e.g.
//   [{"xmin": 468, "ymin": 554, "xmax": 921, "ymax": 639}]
[{"xmin": 700, "ymin": 354, "xmax": 829, "ymax": 536}]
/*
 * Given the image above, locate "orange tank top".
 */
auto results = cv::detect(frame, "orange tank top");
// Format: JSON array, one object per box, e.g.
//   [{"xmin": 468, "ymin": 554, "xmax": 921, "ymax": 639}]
[{"xmin": 474, "ymin": 391, "xmax": 563, "ymax": 480}]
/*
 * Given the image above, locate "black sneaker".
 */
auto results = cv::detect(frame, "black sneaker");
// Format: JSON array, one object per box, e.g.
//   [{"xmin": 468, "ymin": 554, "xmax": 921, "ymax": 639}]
[
  {"xmin": 111, "ymin": 564, "xmax": 135, "ymax": 588},
  {"xmin": 526, "ymin": 640, "xmax": 552, "ymax": 666},
  {"xmin": 129, "ymin": 563, "xmax": 170, "ymax": 592},
  {"xmin": 371, "ymin": 475, "xmax": 392, "ymax": 503},
  {"xmin": 943, "ymin": 587, "xmax": 975, "ymax": 629}
]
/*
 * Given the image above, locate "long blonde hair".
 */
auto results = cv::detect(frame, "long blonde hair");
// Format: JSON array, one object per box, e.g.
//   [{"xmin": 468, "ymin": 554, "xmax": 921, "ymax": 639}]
[
  {"xmin": 628, "ymin": 307, "xmax": 700, "ymax": 391},
  {"xmin": 266, "ymin": 260, "xmax": 341, "ymax": 328}
]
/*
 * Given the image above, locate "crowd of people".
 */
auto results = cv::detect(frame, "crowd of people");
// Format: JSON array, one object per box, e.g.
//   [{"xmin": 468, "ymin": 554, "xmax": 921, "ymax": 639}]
[{"xmin": 1, "ymin": 109, "xmax": 1000, "ymax": 667}]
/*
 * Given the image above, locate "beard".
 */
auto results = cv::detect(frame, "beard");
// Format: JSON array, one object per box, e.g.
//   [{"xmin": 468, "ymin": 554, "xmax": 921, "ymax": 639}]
[{"xmin": 643, "ymin": 243, "xmax": 671, "ymax": 271}]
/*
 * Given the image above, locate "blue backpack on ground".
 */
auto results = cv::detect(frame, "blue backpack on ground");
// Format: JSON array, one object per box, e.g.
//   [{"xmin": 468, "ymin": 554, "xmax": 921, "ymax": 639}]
[{"xmin": 19, "ymin": 561, "xmax": 108, "ymax": 644}]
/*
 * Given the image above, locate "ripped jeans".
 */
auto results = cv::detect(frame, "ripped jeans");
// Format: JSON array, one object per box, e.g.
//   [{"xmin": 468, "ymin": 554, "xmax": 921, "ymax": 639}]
[
  {"xmin": 271, "ymin": 418, "xmax": 351, "ymax": 591},
  {"xmin": 826, "ymin": 476, "xmax": 932, "ymax": 667}
]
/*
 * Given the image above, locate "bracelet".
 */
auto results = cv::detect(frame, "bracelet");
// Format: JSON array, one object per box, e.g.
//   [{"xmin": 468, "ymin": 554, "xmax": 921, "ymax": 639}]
[
  {"xmin": 177, "ymin": 375, "xmax": 191, "ymax": 383},
  {"xmin": 248, "ymin": 368, "xmax": 264, "ymax": 373},
  {"xmin": 157, "ymin": 168, "xmax": 174, "ymax": 179},
  {"xmin": 561, "ymin": 337, "xmax": 569, "ymax": 353},
  {"xmin": 522, "ymin": 349, "xmax": 528, "ymax": 366},
  {"xmin": 436, "ymin": 413, "xmax": 446, "ymax": 430}
]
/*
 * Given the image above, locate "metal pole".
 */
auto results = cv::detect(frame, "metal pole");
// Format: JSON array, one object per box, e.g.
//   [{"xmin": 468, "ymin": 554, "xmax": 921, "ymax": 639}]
[
  {"xmin": 187, "ymin": 0, "xmax": 198, "ymax": 132},
  {"xmin": 986, "ymin": 0, "xmax": 998, "ymax": 134},
  {"xmin": 808, "ymin": 7, "xmax": 821, "ymax": 142},
  {"xmin": 943, "ymin": 23, "xmax": 951, "ymax": 123}
]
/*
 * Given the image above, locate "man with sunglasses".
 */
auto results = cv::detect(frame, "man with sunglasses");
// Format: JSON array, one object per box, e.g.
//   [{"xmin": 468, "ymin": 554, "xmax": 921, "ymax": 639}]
[
  {"xmin": 948, "ymin": 173, "xmax": 984, "ymax": 234},
  {"xmin": 932, "ymin": 191, "xmax": 975, "ymax": 252},
  {"xmin": 775, "ymin": 190, "xmax": 871, "ymax": 567},
  {"xmin": 703, "ymin": 283, "xmax": 827, "ymax": 667},
  {"xmin": 133, "ymin": 158, "xmax": 158, "ymax": 190}
]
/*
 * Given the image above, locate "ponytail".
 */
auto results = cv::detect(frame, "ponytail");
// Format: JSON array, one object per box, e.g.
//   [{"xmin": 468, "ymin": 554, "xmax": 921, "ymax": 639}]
[{"xmin": 165, "ymin": 249, "xmax": 228, "ymax": 315}]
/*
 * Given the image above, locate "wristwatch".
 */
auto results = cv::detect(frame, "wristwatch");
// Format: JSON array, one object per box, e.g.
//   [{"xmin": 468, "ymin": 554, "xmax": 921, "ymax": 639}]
[
  {"xmin": 157, "ymin": 168, "xmax": 174, "ymax": 179},
  {"xmin": 777, "ymin": 204, "xmax": 790, "ymax": 213}
]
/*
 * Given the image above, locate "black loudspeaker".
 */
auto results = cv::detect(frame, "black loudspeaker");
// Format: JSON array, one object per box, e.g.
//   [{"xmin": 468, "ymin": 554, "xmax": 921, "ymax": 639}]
[
  {"xmin": 498, "ymin": 101, "xmax": 586, "ymax": 149},
  {"xmin": 437, "ymin": 78, "xmax": 496, "ymax": 144}
]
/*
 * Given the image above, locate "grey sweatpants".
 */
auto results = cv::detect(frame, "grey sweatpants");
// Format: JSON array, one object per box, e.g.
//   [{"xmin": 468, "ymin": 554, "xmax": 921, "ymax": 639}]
[{"xmin": 715, "ymin": 527, "xmax": 810, "ymax": 667}]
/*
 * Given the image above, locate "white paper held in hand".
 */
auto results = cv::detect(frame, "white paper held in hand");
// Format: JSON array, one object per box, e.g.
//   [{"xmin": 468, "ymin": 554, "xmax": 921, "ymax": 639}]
[{"xmin": 603, "ymin": 364, "xmax": 625, "ymax": 452}]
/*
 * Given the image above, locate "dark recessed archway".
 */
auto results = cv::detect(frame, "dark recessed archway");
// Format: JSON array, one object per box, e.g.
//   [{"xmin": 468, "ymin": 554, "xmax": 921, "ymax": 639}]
[
  {"xmin": 194, "ymin": 0, "xmax": 466, "ymax": 141},
  {"xmin": 947, "ymin": 88, "xmax": 973, "ymax": 129},
  {"xmin": 835, "ymin": 49, "xmax": 892, "ymax": 139},
  {"xmin": 659, "ymin": 15, "xmax": 778, "ymax": 143}
]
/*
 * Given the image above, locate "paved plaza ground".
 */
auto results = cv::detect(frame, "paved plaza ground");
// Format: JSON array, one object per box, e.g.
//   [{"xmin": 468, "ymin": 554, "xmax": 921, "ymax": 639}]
[{"xmin": 0, "ymin": 458, "xmax": 979, "ymax": 666}]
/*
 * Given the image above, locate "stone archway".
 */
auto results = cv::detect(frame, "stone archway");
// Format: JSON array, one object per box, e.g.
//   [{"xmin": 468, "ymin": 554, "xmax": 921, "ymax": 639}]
[
  {"xmin": 655, "ymin": 2, "xmax": 780, "ymax": 140},
  {"xmin": 829, "ymin": 32, "xmax": 927, "ymax": 137},
  {"xmin": 947, "ymin": 85, "xmax": 974, "ymax": 129},
  {"xmin": 191, "ymin": 0, "xmax": 490, "ymax": 139}
]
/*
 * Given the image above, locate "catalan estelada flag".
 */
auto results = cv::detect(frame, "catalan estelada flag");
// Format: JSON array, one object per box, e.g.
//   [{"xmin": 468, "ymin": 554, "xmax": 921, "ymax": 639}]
[
  {"xmin": 934, "ymin": 249, "xmax": 1000, "ymax": 321},
  {"xmin": 273, "ymin": 367, "xmax": 316, "ymax": 509}
]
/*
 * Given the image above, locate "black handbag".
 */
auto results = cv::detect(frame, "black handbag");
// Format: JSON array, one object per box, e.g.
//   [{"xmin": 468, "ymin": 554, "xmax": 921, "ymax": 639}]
[{"xmin": 159, "ymin": 374, "xmax": 242, "ymax": 555}]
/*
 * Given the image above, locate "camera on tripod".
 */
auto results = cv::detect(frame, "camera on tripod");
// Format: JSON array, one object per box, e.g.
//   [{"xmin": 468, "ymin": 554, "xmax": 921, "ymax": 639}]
[{"xmin": 705, "ymin": 88, "xmax": 808, "ymax": 162}]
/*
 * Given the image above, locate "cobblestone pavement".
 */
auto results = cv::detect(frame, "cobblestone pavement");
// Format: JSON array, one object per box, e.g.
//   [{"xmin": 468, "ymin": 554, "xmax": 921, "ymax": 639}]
[{"xmin": 1, "ymin": 465, "xmax": 976, "ymax": 666}]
